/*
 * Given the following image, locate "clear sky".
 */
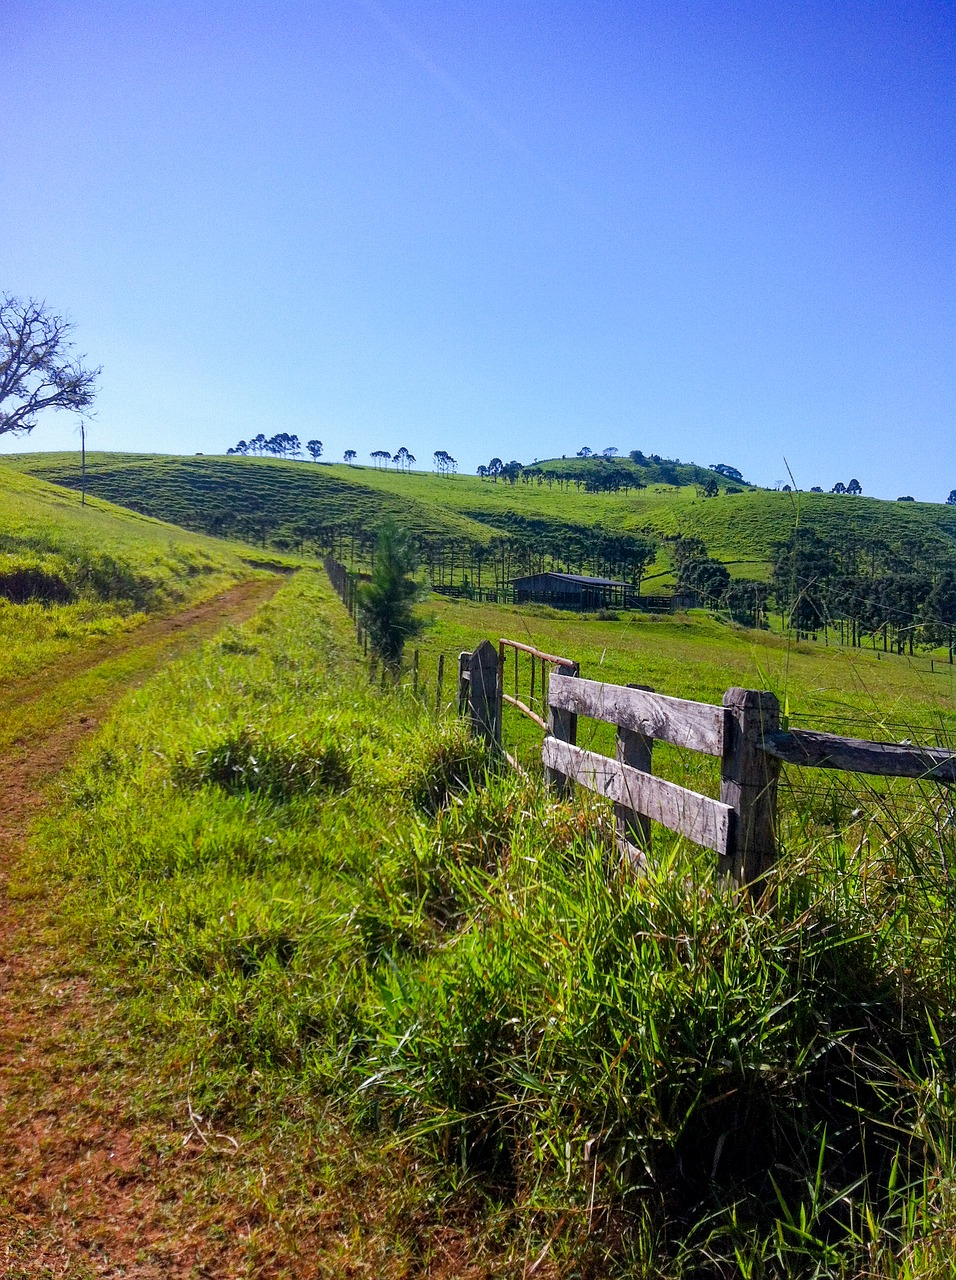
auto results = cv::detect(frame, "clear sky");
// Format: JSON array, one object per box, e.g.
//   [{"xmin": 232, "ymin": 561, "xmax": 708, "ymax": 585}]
[{"xmin": 1, "ymin": 1, "xmax": 953, "ymax": 498}]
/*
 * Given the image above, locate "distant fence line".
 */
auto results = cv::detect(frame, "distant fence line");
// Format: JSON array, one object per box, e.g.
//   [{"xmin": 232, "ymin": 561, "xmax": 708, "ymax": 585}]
[{"xmin": 324, "ymin": 554, "xmax": 447, "ymax": 706}]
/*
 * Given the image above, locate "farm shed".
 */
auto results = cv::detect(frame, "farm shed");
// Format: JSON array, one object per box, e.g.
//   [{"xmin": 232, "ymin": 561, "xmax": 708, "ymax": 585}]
[{"xmin": 511, "ymin": 571, "xmax": 634, "ymax": 610}]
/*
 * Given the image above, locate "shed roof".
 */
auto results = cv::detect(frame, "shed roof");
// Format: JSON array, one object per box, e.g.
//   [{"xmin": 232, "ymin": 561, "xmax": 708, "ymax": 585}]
[{"xmin": 511, "ymin": 571, "xmax": 630, "ymax": 588}]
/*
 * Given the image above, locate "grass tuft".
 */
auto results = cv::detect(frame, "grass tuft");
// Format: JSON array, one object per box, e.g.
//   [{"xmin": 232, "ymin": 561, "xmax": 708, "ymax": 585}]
[{"xmin": 173, "ymin": 724, "xmax": 353, "ymax": 800}]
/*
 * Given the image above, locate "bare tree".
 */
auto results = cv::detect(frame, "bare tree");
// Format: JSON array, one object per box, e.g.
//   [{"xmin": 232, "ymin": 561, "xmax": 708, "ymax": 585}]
[{"xmin": 1, "ymin": 295, "xmax": 99, "ymax": 436}]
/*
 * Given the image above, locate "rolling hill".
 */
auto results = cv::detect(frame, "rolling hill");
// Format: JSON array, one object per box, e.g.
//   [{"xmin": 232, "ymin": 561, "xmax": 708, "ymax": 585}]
[{"xmin": 7, "ymin": 451, "xmax": 956, "ymax": 591}]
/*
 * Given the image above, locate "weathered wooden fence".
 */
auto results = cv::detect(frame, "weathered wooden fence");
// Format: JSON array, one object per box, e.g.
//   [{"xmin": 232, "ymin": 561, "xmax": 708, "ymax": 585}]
[{"xmin": 458, "ymin": 637, "xmax": 956, "ymax": 889}]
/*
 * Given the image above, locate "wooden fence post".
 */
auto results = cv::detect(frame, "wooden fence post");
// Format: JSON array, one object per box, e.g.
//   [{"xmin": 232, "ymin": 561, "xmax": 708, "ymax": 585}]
[
  {"xmin": 720, "ymin": 688, "xmax": 781, "ymax": 888},
  {"xmin": 436, "ymin": 653, "xmax": 445, "ymax": 711},
  {"xmin": 615, "ymin": 684, "xmax": 654, "ymax": 871},
  {"xmin": 466, "ymin": 640, "xmax": 501, "ymax": 752},
  {"xmin": 545, "ymin": 660, "xmax": 579, "ymax": 797}
]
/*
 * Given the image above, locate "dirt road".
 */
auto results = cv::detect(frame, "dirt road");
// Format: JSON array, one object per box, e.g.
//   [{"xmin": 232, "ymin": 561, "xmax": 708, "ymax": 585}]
[{"xmin": 0, "ymin": 574, "xmax": 302, "ymax": 1278}]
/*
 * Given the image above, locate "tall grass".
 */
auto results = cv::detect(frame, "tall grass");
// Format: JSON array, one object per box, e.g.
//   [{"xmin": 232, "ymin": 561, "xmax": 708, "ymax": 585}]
[{"xmin": 32, "ymin": 571, "xmax": 956, "ymax": 1275}]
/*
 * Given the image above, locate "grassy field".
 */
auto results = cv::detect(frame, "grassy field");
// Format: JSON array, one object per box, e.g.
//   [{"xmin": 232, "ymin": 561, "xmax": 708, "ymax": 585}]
[
  {"xmin": 7, "ymin": 450, "xmax": 956, "ymax": 1272},
  {"xmin": 0, "ymin": 463, "xmax": 281, "ymax": 690},
  {"xmin": 23, "ymin": 568, "xmax": 956, "ymax": 1276},
  {"xmin": 8, "ymin": 452, "xmax": 956, "ymax": 588}
]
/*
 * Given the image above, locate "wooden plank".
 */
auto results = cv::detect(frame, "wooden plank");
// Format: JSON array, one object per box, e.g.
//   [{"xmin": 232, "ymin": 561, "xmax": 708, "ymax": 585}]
[
  {"xmin": 761, "ymin": 728, "xmax": 956, "ymax": 782},
  {"xmin": 543, "ymin": 738, "xmax": 732, "ymax": 855},
  {"xmin": 548, "ymin": 673, "xmax": 727, "ymax": 756}
]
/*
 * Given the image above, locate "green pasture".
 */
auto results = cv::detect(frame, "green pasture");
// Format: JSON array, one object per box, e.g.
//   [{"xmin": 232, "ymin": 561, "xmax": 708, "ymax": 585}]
[
  {"xmin": 0, "ymin": 463, "xmax": 269, "ymax": 688},
  {"xmin": 31, "ymin": 569, "xmax": 956, "ymax": 1276},
  {"xmin": 8, "ymin": 452, "xmax": 956, "ymax": 587}
]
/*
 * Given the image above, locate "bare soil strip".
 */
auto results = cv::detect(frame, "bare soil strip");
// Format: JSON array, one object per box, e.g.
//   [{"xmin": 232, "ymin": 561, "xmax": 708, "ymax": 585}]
[{"xmin": 0, "ymin": 575, "xmax": 308, "ymax": 1279}]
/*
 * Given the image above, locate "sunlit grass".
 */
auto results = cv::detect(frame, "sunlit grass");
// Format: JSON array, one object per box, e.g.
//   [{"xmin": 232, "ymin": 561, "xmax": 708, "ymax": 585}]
[
  {"xmin": 0, "ymin": 464, "xmax": 278, "ymax": 688},
  {"xmin": 25, "ymin": 569, "xmax": 956, "ymax": 1275}
]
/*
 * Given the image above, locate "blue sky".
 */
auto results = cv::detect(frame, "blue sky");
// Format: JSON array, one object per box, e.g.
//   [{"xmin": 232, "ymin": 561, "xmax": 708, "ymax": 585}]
[{"xmin": 1, "ymin": 1, "xmax": 953, "ymax": 498}]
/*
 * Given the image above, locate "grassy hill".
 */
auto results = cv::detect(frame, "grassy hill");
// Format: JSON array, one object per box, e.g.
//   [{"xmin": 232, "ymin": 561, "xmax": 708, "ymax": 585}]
[
  {"xmin": 0, "ymin": 463, "xmax": 277, "ymax": 689},
  {"xmin": 7, "ymin": 451, "xmax": 956, "ymax": 592}
]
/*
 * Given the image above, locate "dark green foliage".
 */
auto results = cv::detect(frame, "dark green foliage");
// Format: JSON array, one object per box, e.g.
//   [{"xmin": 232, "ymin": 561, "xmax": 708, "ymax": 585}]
[
  {"xmin": 672, "ymin": 536, "xmax": 731, "ymax": 603},
  {"xmin": 357, "ymin": 521, "xmax": 426, "ymax": 669},
  {"xmin": 711, "ymin": 463, "xmax": 744, "ymax": 482},
  {"xmin": 0, "ymin": 563, "xmax": 73, "ymax": 604},
  {"xmin": 722, "ymin": 578, "xmax": 768, "ymax": 627}
]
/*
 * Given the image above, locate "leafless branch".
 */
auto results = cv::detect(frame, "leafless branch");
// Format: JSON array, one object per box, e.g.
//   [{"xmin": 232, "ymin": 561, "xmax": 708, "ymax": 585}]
[{"xmin": 0, "ymin": 294, "xmax": 100, "ymax": 436}]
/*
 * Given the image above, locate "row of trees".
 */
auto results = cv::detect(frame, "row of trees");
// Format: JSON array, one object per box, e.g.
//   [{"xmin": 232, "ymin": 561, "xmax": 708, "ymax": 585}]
[
  {"xmin": 772, "ymin": 528, "xmax": 956, "ymax": 655},
  {"xmin": 227, "ymin": 434, "xmax": 325, "ymax": 461},
  {"xmin": 282, "ymin": 517, "xmax": 658, "ymax": 595},
  {"xmin": 476, "ymin": 457, "xmax": 655, "ymax": 494},
  {"xmin": 370, "ymin": 447, "xmax": 416, "ymax": 470}
]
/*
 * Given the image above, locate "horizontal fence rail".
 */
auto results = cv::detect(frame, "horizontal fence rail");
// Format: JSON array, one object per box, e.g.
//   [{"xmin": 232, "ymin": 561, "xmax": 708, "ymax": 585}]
[
  {"xmin": 496, "ymin": 638, "xmax": 580, "ymax": 788},
  {"xmin": 761, "ymin": 728, "xmax": 956, "ymax": 782},
  {"xmin": 543, "ymin": 737, "xmax": 734, "ymax": 855},
  {"xmin": 548, "ymin": 674, "xmax": 727, "ymax": 757}
]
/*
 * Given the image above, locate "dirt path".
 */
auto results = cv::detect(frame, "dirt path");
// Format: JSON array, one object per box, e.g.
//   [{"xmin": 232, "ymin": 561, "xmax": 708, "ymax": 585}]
[{"xmin": 0, "ymin": 574, "xmax": 305, "ymax": 1278}]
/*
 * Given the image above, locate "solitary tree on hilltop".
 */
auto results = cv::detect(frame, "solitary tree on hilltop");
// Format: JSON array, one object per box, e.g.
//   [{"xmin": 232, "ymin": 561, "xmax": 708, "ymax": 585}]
[
  {"xmin": 947, "ymin": 490, "xmax": 956, "ymax": 506},
  {"xmin": 831, "ymin": 481, "xmax": 847, "ymax": 494},
  {"xmin": 602, "ymin": 446, "xmax": 618, "ymax": 459},
  {"xmin": 711, "ymin": 463, "xmax": 744, "ymax": 483},
  {"xmin": 847, "ymin": 478, "xmax": 862, "ymax": 495},
  {"xmin": 344, "ymin": 449, "xmax": 356, "ymax": 465},
  {"xmin": 577, "ymin": 446, "xmax": 593, "ymax": 458},
  {"xmin": 306, "ymin": 439, "xmax": 323, "ymax": 461}
]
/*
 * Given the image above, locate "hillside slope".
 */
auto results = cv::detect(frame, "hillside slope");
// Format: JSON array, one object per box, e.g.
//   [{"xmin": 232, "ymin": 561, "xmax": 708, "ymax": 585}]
[
  {"xmin": 0, "ymin": 463, "xmax": 278, "ymax": 687},
  {"xmin": 7, "ymin": 451, "xmax": 956, "ymax": 585}
]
